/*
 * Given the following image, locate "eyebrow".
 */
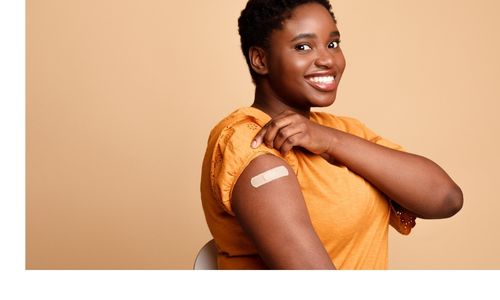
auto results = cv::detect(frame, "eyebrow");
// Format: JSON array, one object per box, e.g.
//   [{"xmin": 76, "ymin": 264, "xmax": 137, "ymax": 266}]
[{"xmin": 290, "ymin": 31, "xmax": 340, "ymax": 42}]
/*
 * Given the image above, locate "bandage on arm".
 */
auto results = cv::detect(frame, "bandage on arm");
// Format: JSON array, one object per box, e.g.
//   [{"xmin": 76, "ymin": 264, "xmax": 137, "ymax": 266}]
[
  {"xmin": 250, "ymin": 166, "xmax": 289, "ymax": 188},
  {"xmin": 231, "ymin": 154, "xmax": 335, "ymax": 270}
]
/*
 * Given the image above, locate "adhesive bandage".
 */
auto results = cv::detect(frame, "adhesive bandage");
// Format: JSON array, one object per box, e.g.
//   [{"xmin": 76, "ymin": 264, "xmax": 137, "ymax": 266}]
[{"xmin": 250, "ymin": 166, "xmax": 289, "ymax": 188}]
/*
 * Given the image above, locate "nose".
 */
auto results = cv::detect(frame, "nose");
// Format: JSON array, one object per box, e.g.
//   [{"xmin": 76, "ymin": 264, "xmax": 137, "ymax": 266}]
[{"xmin": 314, "ymin": 47, "xmax": 334, "ymax": 69}]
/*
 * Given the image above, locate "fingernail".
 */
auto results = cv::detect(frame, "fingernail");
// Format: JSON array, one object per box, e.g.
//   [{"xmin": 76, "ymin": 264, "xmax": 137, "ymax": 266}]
[{"xmin": 251, "ymin": 140, "xmax": 257, "ymax": 148}]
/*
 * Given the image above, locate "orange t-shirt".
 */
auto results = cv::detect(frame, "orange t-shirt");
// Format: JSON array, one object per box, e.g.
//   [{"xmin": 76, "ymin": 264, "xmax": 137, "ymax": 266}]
[{"xmin": 200, "ymin": 107, "xmax": 416, "ymax": 269}]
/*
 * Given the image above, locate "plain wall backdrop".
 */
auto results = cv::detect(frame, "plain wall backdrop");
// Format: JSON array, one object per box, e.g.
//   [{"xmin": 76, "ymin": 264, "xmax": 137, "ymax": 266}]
[{"xmin": 26, "ymin": 0, "xmax": 500, "ymax": 269}]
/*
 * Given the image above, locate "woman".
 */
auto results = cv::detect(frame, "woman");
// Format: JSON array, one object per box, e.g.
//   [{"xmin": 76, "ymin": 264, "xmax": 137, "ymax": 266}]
[{"xmin": 200, "ymin": 0, "xmax": 463, "ymax": 269}]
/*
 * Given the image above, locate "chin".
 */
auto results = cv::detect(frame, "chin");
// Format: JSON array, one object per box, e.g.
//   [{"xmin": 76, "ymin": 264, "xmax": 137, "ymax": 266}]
[{"xmin": 311, "ymin": 93, "xmax": 337, "ymax": 107}]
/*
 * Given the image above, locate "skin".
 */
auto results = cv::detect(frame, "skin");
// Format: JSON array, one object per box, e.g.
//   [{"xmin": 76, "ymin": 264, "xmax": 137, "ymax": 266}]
[
  {"xmin": 232, "ymin": 3, "xmax": 463, "ymax": 269},
  {"xmin": 232, "ymin": 154, "xmax": 335, "ymax": 269}
]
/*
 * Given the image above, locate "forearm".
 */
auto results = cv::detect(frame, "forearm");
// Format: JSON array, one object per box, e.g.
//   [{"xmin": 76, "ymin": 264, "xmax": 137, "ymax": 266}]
[{"xmin": 325, "ymin": 128, "xmax": 463, "ymax": 219}]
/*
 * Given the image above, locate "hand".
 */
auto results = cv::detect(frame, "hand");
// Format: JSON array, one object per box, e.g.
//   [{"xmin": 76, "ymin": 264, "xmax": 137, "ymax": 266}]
[{"xmin": 251, "ymin": 110, "xmax": 333, "ymax": 156}]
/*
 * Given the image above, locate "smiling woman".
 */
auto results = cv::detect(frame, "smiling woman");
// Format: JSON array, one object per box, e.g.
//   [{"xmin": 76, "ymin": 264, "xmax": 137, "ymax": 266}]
[
  {"xmin": 199, "ymin": 0, "xmax": 463, "ymax": 270},
  {"xmin": 249, "ymin": 2, "xmax": 345, "ymax": 111}
]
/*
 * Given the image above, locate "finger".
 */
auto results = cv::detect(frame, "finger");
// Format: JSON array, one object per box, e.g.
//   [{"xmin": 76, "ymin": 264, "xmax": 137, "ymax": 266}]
[
  {"xmin": 251, "ymin": 123, "xmax": 269, "ymax": 148},
  {"xmin": 279, "ymin": 132, "xmax": 303, "ymax": 155},
  {"xmin": 251, "ymin": 110, "xmax": 296, "ymax": 149},
  {"xmin": 273, "ymin": 123, "xmax": 303, "ymax": 152},
  {"xmin": 262, "ymin": 117, "xmax": 293, "ymax": 149},
  {"xmin": 252, "ymin": 113, "xmax": 292, "ymax": 148}
]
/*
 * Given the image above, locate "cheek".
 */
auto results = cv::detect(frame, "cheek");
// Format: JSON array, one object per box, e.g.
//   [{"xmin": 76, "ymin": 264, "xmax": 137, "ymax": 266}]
[
  {"xmin": 337, "ymin": 51, "xmax": 347, "ymax": 73},
  {"xmin": 279, "ymin": 56, "xmax": 309, "ymax": 84},
  {"xmin": 287, "ymin": 55, "xmax": 309, "ymax": 72}
]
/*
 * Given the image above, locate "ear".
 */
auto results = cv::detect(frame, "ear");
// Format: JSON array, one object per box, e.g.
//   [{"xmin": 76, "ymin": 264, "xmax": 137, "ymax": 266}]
[{"xmin": 248, "ymin": 46, "xmax": 268, "ymax": 76}]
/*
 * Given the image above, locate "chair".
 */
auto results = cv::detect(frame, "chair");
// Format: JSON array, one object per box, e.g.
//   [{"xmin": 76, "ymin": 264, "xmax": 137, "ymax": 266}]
[{"xmin": 193, "ymin": 239, "xmax": 218, "ymax": 270}]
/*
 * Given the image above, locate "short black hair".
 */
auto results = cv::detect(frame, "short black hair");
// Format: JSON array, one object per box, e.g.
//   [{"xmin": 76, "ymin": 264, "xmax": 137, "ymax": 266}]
[{"xmin": 238, "ymin": 0, "xmax": 336, "ymax": 83}]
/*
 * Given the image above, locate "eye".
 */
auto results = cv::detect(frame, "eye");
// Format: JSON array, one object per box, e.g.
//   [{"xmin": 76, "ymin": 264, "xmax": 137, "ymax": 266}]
[
  {"xmin": 295, "ymin": 44, "xmax": 312, "ymax": 51},
  {"xmin": 328, "ymin": 40, "xmax": 341, "ymax": 49}
]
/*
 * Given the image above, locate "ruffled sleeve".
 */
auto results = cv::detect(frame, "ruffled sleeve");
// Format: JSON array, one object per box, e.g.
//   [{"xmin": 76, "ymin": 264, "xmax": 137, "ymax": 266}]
[
  {"xmin": 388, "ymin": 200, "xmax": 417, "ymax": 235},
  {"xmin": 209, "ymin": 119, "xmax": 298, "ymax": 216}
]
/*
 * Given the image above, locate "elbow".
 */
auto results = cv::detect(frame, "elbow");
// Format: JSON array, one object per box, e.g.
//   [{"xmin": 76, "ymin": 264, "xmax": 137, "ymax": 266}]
[{"xmin": 436, "ymin": 183, "xmax": 463, "ymax": 218}]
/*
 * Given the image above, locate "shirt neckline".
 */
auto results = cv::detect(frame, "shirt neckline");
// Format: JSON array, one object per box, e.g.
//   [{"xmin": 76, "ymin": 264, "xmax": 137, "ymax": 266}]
[{"xmin": 239, "ymin": 106, "xmax": 321, "ymax": 122}]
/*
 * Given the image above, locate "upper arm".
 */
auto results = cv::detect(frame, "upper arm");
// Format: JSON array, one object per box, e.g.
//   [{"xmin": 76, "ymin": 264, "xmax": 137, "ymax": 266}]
[{"xmin": 231, "ymin": 154, "xmax": 335, "ymax": 270}]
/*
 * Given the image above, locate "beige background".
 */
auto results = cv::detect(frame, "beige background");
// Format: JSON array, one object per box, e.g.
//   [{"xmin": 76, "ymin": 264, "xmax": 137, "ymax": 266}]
[{"xmin": 26, "ymin": 0, "xmax": 500, "ymax": 269}]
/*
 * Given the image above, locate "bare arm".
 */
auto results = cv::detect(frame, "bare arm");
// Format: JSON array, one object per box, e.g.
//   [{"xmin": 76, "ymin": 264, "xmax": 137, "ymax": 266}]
[
  {"xmin": 232, "ymin": 154, "xmax": 335, "ymax": 269},
  {"xmin": 252, "ymin": 110, "xmax": 463, "ymax": 219},
  {"xmin": 322, "ymin": 128, "xmax": 463, "ymax": 219}
]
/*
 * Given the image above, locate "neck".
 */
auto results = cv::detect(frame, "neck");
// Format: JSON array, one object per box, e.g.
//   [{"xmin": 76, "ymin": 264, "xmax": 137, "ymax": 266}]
[{"xmin": 251, "ymin": 81, "xmax": 310, "ymax": 119}]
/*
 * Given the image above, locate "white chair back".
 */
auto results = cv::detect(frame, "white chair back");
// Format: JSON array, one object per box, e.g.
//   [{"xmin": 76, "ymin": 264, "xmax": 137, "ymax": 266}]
[{"xmin": 193, "ymin": 239, "xmax": 218, "ymax": 270}]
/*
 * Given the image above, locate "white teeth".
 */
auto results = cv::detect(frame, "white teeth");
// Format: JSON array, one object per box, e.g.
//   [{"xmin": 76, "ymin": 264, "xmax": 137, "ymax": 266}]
[{"xmin": 310, "ymin": 76, "xmax": 335, "ymax": 83}]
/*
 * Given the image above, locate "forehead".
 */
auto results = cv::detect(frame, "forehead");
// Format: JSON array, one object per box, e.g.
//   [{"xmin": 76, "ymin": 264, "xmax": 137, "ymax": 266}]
[{"xmin": 278, "ymin": 3, "xmax": 338, "ymax": 38}]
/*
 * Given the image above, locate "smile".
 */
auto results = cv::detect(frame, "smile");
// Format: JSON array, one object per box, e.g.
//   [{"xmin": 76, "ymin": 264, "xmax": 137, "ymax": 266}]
[
  {"xmin": 309, "ymin": 76, "xmax": 335, "ymax": 84},
  {"xmin": 305, "ymin": 75, "xmax": 337, "ymax": 92}
]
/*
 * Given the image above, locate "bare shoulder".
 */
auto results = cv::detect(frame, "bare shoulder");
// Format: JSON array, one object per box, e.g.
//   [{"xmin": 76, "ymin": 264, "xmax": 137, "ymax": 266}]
[{"xmin": 232, "ymin": 154, "xmax": 302, "ymax": 220}]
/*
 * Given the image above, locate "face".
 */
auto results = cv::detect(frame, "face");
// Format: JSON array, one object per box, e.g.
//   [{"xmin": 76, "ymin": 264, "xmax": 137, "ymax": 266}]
[{"xmin": 263, "ymin": 3, "xmax": 346, "ymax": 110}]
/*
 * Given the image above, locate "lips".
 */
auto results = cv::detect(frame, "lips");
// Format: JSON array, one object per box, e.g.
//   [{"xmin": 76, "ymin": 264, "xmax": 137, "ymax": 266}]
[{"xmin": 305, "ymin": 73, "xmax": 337, "ymax": 92}]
